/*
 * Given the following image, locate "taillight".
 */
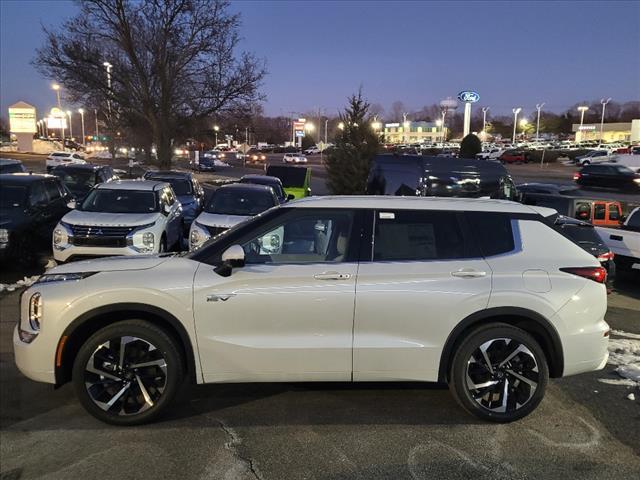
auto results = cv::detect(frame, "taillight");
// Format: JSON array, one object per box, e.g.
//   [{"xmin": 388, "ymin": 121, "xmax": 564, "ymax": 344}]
[
  {"xmin": 573, "ymin": 172, "xmax": 581, "ymax": 180},
  {"xmin": 597, "ymin": 251, "xmax": 614, "ymax": 262},
  {"xmin": 560, "ymin": 266, "xmax": 607, "ymax": 283}
]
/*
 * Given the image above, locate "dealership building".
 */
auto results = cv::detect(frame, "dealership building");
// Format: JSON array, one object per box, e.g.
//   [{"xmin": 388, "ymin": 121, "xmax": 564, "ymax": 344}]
[
  {"xmin": 573, "ymin": 119, "xmax": 640, "ymax": 143},
  {"xmin": 383, "ymin": 121, "xmax": 441, "ymax": 144}
]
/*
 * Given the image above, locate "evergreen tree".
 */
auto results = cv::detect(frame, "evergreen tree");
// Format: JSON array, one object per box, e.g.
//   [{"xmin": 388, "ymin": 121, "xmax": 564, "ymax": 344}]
[
  {"xmin": 326, "ymin": 91, "xmax": 380, "ymax": 194},
  {"xmin": 459, "ymin": 133, "xmax": 482, "ymax": 159}
]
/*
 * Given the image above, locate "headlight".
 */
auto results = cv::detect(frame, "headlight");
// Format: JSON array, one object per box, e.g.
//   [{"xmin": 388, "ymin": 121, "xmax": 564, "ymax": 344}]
[
  {"xmin": 0, "ymin": 228, "xmax": 8, "ymax": 243},
  {"xmin": 190, "ymin": 222, "xmax": 210, "ymax": 250},
  {"xmin": 53, "ymin": 228, "xmax": 64, "ymax": 245},
  {"xmin": 28, "ymin": 293, "xmax": 43, "ymax": 330},
  {"xmin": 143, "ymin": 232, "xmax": 155, "ymax": 247},
  {"xmin": 35, "ymin": 272, "xmax": 97, "ymax": 285},
  {"xmin": 634, "ymin": 178, "xmax": 640, "ymax": 184}
]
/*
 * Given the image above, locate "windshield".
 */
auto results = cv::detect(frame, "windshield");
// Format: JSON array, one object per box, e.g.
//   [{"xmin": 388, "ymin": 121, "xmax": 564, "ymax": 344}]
[
  {"xmin": 0, "ymin": 185, "xmax": 27, "ymax": 208},
  {"xmin": 613, "ymin": 165, "xmax": 633, "ymax": 174},
  {"xmin": 205, "ymin": 189, "xmax": 275, "ymax": 216},
  {"xmin": 81, "ymin": 189, "xmax": 158, "ymax": 213},
  {"xmin": 557, "ymin": 224, "xmax": 602, "ymax": 245},
  {"xmin": 165, "ymin": 179, "xmax": 192, "ymax": 195},
  {"xmin": 52, "ymin": 169, "xmax": 96, "ymax": 194}
]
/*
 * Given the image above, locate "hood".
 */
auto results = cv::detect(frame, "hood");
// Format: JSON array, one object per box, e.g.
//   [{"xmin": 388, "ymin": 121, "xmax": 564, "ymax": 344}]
[
  {"xmin": 49, "ymin": 254, "xmax": 173, "ymax": 274},
  {"xmin": 177, "ymin": 194, "xmax": 196, "ymax": 205},
  {"xmin": 196, "ymin": 212, "xmax": 248, "ymax": 228},
  {"xmin": 62, "ymin": 210, "xmax": 161, "ymax": 227}
]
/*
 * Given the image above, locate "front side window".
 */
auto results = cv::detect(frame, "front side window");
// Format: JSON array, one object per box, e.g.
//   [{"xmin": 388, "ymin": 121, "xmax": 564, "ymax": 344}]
[
  {"xmin": 373, "ymin": 210, "xmax": 469, "ymax": 261},
  {"xmin": 44, "ymin": 180, "xmax": 62, "ymax": 201},
  {"xmin": 594, "ymin": 203, "xmax": 606, "ymax": 220},
  {"xmin": 608, "ymin": 204, "xmax": 620, "ymax": 221},
  {"xmin": 242, "ymin": 211, "xmax": 354, "ymax": 264},
  {"xmin": 29, "ymin": 182, "xmax": 47, "ymax": 206},
  {"xmin": 81, "ymin": 189, "xmax": 157, "ymax": 213}
]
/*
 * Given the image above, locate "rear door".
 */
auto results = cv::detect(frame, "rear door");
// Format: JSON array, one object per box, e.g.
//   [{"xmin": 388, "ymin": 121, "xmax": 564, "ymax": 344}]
[{"xmin": 353, "ymin": 209, "xmax": 492, "ymax": 382}]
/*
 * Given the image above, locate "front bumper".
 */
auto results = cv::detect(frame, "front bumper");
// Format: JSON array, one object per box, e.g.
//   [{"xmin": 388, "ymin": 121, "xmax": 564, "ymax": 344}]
[
  {"xmin": 53, "ymin": 244, "xmax": 156, "ymax": 262},
  {"xmin": 13, "ymin": 326, "xmax": 56, "ymax": 384}
]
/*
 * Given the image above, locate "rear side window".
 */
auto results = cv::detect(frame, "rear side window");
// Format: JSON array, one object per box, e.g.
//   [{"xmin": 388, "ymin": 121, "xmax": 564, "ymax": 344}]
[
  {"xmin": 465, "ymin": 212, "xmax": 515, "ymax": 257},
  {"xmin": 594, "ymin": 204, "xmax": 606, "ymax": 220},
  {"xmin": 44, "ymin": 180, "xmax": 62, "ymax": 201},
  {"xmin": 373, "ymin": 210, "xmax": 469, "ymax": 261},
  {"xmin": 608, "ymin": 204, "xmax": 620, "ymax": 221}
]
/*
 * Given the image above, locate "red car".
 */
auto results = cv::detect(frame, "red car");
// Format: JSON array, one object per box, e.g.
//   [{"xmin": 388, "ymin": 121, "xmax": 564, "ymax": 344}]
[{"xmin": 499, "ymin": 149, "xmax": 528, "ymax": 164}]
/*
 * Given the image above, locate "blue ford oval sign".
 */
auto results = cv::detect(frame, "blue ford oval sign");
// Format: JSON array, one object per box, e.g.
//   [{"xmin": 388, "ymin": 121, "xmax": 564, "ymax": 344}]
[{"xmin": 457, "ymin": 91, "xmax": 480, "ymax": 103}]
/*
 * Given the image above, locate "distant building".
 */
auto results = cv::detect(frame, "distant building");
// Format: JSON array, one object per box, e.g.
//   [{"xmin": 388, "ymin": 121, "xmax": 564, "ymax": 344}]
[
  {"xmin": 573, "ymin": 120, "xmax": 639, "ymax": 143},
  {"xmin": 383, "ymin": 121, "xmax": 441, "ymax": 144}
]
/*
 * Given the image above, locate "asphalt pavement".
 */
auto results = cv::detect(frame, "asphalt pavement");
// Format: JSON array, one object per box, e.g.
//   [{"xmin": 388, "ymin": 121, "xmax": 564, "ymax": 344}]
[{"xmin": 0, "ymin": 288, "xmax": 638, "ymax": 479}]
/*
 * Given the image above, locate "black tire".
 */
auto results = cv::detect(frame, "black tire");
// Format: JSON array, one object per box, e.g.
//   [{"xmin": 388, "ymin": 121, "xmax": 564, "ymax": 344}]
[
  {"xmin": 448, "ymin": 323, "xmax": 548, "ymax": 423},
  {"xmin": 159, "ymin": 236, "xmax": 167, "ymax": 253},
  {"xmin": 72, "ymin": 320, "xmax": 185, "ymax": 425}
]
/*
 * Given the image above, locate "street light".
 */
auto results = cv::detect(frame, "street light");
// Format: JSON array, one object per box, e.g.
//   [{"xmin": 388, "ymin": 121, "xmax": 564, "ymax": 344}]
[
  {"xmin": 66, "ymin": 110, "xmax": 73, "ymax": 139},
  {"xmin": 599, "ymin": 98, "xmax": 611, "ymax": 143},
  {"xmin": 535, "ymin": 103, "xmax": 545, "ymax": 142},
  {"xmin": 512, "ymin": 107, "xmax": 522, "ymax": 143},
  {"xmin": 213, "ymin": 125, "xmax": 219, "ymax": 147},
  {"xmin": 481, "ymin": 107, "xmax": 490, "ymax": 141},
  {"xmin": 577, "ymin": 106, "xmax": 589, "ymax": 143},
  {"xmin": 78, "ymin": 108, "xmax": 86, "ymax": 145},
  {"xmin": 103, "ymin": 61, "xmax": 113, "ymax": 114},
  {"xmin": 338, "ymin": 122, "xmax": 345, "ymax": 130},
  {"xmin": 94, "ymin": 109, "xmax": 99, "ymax": 138},
  {"xmin": 435, "ymin": 119, "xmax": 443, "ymax": 143},
  {"xmin": 52, "ymin": 83, "xmax": 61, "ymax": 108}
]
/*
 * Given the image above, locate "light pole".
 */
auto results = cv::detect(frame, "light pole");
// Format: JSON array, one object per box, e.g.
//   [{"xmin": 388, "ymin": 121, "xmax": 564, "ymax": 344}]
[
  {"xmin": 94, "ymin": 109, "xmax": 99, "ymax": 138},
  {"xmin": 481, "ymin": 107, "xmax": 489, "ymax": 141},
  {"xmin": 535, "ymin": 103, "xmax": 545, "ymax": 142},
  {"xmin": 436, "ymin": 119, "xmax": 443, "ymax": 143},
  {"xmin": 66, "ymin": 110, "xmax": 73, "ymax": 139},
  {"xmin": 402, "ymin": 112, "xmax": 409, "ymax": 144},
  {"xmin": 103, "ymin": 61, "xmax": 113, "ymax": 115},
  {"xmin": 52, "ymin": 83, "xmax": 61, "ymax": 108},
  {"xmin": 577, "ymin": 106, "xmax": 588, "ymax": 143},
  {"xmin": 78, "ymin": 109, "xmax": 85, "ymax": 145},
  {"xmin": 512, "ymin": 107, "xmax": 522, "ymax": 144},
  {"xmin": 324, "ymin": 119, "xmax": 328, "ymax": 144},
  {"xmin": 213, "ymin": 125, "xmax": 219, "ymax": 147},
  {"xmin": 599, "ymin": 98, "xmax": 611, "ymax": 143}
]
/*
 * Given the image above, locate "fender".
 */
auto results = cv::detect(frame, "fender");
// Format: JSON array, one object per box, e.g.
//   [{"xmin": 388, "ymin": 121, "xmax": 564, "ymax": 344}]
[
  {"xmin": 55, "ymin": 302, "xmax": 198, "ymax": 385},
  {"xmin": 437, "ymin": 306, "xmax": 564, "ymax": 382}
]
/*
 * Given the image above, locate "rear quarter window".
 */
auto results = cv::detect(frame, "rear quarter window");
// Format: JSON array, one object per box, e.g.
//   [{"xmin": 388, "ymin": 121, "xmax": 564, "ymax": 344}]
[{"xmin": 465, "ymin": 212, "xmax": 515, "ymax": 257}]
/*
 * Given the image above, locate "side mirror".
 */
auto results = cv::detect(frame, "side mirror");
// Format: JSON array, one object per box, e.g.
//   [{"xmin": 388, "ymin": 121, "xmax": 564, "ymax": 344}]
[
  {"xmin": 287, "ymin": 194, "xmax": 295, "ymax": 201},
  {"xmin": 163, "ymin": 203, "xmax": 172, "ymax": 215},
  {"xmin": 214, "ymin": 244, "xmax": 245, "ymax": 277},
  {"xmin": 67, "ymin": 199, "xmax": 77, "ymax": 209}
]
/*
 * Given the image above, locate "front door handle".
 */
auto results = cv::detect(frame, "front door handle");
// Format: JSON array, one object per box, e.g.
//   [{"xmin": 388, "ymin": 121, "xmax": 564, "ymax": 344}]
[
  {"xmin": 451, "ymin": 269, "xmax": 486, "ymax": 278},
  {"xmin": 314, "ymin": 272, "xmax": 351, "ymax": 280},
  {"xmin": 206, "ymin": 293, "xmax": 236, "ymax": 302}
]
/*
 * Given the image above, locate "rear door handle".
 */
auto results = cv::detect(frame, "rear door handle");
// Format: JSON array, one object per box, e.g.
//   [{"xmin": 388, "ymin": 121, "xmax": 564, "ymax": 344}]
[
  {"xmin": 314, "ymin": 272, "xmax": 351, "ymax": 280},
  {"xmin": 451, "ymin": 269, "xmax": 486, "ymax": 278}
]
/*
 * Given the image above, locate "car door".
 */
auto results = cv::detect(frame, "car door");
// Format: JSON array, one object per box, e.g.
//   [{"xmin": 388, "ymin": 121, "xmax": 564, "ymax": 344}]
[
  {"xmin": 159, "ymin": 186, "xmax": 182, "ymax": 246},
  {"xmin": 353, "ymin": 209, "xmax": 492, "ymax": 382},
  {"xmin": 193, "ymin": 208, "xmax": 361, "ymax": 382},
  {"xmin": 27, "ymin": 181, "xmax": 55, "ymax": 245}
]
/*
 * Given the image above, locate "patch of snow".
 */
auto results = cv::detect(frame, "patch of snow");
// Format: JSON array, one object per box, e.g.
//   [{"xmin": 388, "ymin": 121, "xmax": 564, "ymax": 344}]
[
  {"xmin": 0, "ymin": 275, "xmax": 41, "ymax": 294},
  {"xmin": 45, "ymin": 259, "xmax": 58, "ymax": 269},
  {"xmin": 628, "ymin": 393, "xmax": 636, "ymax": 401},
  {"xmin": 214, "ymin": 159, "xmax": 230, "ymax": 167},
  {"xmin": 604, "ymin": 331, "xmax": 640, "ymax": 387},
  {"xmin": 598, "ymin": 378, "xmax": 637, "ymax": 387}
]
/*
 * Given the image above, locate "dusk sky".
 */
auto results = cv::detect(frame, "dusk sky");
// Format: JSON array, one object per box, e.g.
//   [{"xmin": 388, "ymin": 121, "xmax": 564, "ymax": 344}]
[{"xmin": 1, "ymin": 0, "xmax": 639, "ymax": 121}]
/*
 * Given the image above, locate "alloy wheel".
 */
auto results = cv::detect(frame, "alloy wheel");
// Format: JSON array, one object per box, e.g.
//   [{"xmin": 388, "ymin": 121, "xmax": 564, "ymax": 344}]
[
  {"xmin": 465, "ymin": 337, "xmax": 539, "ymax": 413},
  {"xmin": 84, "ymin": 336, "xmax": 168, "ymax": 416}
]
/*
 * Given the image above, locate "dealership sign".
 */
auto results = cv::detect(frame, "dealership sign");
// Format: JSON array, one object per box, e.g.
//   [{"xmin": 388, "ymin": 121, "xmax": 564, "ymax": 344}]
[
  {"xmin": 457, "ymin": 91, "xmax": 480, "ymax": 103},
  {"xmin": 578, "ymin": 125, "xmax": 597, "ymax": 131},
  {"xmin": 8, "ymin": 102, "xmax": 37, "ymax": 133}
]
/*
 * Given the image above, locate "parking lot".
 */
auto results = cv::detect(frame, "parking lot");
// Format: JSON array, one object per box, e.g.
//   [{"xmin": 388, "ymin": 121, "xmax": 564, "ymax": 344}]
[{"xmin": 1, "ymin": 151, "xmax": 639, "ymax": 479}]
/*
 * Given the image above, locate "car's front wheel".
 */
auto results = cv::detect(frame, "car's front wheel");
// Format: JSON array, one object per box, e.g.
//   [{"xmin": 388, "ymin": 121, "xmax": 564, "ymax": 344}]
[
  {"xmin": 72, "ymin": 320, "xmax": 185, "ymax": 425},
  {"xmin": 448, "ymin": 323, "xmax": 548, "ymax": 423}
]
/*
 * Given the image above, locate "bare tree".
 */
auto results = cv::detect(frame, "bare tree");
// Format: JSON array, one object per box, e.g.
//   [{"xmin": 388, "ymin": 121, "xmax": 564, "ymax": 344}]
[
  {"xmin": 34, "ymin": 0, "xmax": 266, "ymax": 167},
  {"xmin": 389, "ymin": 101, "xmax": 406, "ymax": 122}
]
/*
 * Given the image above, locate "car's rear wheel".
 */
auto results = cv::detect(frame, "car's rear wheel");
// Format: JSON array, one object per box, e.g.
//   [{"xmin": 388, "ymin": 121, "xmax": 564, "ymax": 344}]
[
  {"xmin": 448, "ymin": 323, "xmax": 548, "ymax": 423},
  {"xmin": 72, "ymin": 320, "xmax": 185, "ymax": 425}
]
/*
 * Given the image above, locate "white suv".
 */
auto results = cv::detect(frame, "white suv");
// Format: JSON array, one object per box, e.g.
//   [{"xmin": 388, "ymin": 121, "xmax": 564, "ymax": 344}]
[
  {"xmin": 46, "ymin": 151, "xmax": 86, "ymax": 171},
  {"xmin": 15, "ymin": 196, "xmax": 609, "ymax": 425},
  {"xmin": 52, "ymin": 180, "xmax": 184, "ymax": 262}
]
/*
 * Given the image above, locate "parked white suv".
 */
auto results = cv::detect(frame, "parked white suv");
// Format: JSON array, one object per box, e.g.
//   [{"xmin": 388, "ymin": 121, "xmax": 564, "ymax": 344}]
[
  {"xmin": 189, "ymin": 183, "xmax": 279, "ymax": 250},
  {"xmin": 283, "ymin": 152, "xmax": 307, "ymax": 164},
  {"xmin": 46, "ymin": 151, "xmax": 86, "ymax": 171},
  {"xmin": 15, "ymin": 196, "xmax": 609, "ymax": 425},
  {"xmin": 52, "ymin": 180, "xmax": 184, "ymax": 262}
]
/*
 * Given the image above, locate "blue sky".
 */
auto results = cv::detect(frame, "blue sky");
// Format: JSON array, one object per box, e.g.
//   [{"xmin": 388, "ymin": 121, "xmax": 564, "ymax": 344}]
[{"xmin": 1, "ymin": 0, "xmax": 639, "ymax": 120}]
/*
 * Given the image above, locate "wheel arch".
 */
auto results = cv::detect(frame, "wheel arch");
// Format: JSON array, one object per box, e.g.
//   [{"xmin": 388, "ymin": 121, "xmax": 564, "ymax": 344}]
[
  {"xmin": 55, "ymin": 303, "xmax": 197, "ymax": 387},
  {"xmin": 438, "ymin": 307, "xmax": 564, "ymax": 383}
]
